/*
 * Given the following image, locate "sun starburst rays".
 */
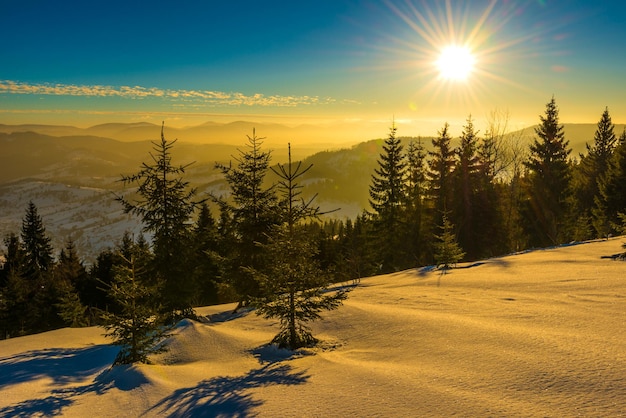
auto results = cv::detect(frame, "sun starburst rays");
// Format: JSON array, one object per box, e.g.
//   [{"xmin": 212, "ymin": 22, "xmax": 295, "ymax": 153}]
[{"xmin": 376, "ymin": 0, "xmax": 552, "ymax": 119}]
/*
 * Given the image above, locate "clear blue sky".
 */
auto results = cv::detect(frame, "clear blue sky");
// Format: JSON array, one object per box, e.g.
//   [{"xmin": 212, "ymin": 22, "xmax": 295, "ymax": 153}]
[{"xmin": 2, "ymin": 0, "xmax": 626, "ymax": 135}]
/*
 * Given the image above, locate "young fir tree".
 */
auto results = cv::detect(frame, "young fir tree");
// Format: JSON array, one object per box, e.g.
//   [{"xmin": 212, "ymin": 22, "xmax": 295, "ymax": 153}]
[
  {"xmin": 117, "ymin": 123, "xmax": 199, "ymax": 319},
  {"xmin": 523, "ymin": 97, "xmax": 573, "ymax": 247},
  {"xmin": 101, "ymin": 244, "xmax": 169, "ymax": 365},
  {"xmin": 256, "ymin": 144, "xmax": 348, "ymax": 350},
  {"xmin": 215, "ymin": 129, "xmax": 279, "ymax": 309},
  {"xmin": 433, "ymin": 212, "xmax": 466, "ymax": 271},
  {"xmin": 368, "ymin": 122, "xmax": 407, "ymax": 272}
]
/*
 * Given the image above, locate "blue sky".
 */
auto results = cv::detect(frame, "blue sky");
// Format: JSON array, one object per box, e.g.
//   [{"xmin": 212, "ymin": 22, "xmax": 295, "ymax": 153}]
[{"xmin": 2, "ymin": 0, "xmax": 626, "ymax": 135}]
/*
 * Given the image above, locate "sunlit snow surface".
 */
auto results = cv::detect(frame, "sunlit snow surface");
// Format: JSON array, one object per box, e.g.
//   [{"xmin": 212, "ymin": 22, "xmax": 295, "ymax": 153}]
[{"xmin": 1, "ymin": 238, "xmax": 625, "ymax": 417}]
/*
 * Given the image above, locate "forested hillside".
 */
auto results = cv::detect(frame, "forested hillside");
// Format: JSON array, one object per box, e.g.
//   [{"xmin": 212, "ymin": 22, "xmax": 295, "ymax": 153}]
[{"xmin": 2, "ymin": 99, "xmax": 626, "ymax": 341}]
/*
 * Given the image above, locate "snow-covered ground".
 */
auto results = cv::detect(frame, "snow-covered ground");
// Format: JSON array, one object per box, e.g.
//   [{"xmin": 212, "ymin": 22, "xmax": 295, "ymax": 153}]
[{"xmin": 1, "ymin": 238, "xmax": 625, "ymax": 417}]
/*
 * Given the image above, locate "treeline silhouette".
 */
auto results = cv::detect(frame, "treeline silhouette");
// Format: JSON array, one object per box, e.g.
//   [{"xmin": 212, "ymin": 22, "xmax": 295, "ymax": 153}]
[{"xmin": 1, "ymin": 97, "xmax": 625, "ymax": 342}]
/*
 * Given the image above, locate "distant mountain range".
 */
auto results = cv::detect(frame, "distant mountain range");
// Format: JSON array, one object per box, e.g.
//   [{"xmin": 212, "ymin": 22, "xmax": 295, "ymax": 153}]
[{"xmin": 1, "ymin": 121, "xmax": 623, "ymax": 261}]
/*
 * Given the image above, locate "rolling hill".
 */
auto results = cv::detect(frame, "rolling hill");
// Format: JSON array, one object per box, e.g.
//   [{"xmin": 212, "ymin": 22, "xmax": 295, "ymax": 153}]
[{"xmin": 1, "ymin": 121, "xmax": 623, "ymax": 261}]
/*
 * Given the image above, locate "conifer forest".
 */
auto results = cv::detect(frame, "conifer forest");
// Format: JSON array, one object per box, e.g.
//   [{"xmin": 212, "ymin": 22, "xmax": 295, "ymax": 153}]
[{"xmin": 2, "ymin": 98, "xmax": 626, "ymax": 356}]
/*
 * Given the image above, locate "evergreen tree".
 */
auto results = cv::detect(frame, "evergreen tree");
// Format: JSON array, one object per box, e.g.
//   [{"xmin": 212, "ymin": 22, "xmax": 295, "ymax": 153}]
[
  {"xmin": 475, "ymin": 125, "xmax": 507, "ymax": 257},
  {"xmin": 594, "ymin": 129, "xmax": 626, "ymax": 237},
  {"xmin": 190, "ymin": 203, "xmax": 222, "ymax": 305},
  {"xmin": 20, "ymin": 202, "xmax": 58, "ymax": 332},
  {"xmin": 256, "ymin": 145, "xmax": 348, "ymax": 350},
  {"xmin": 0, "ymin": 233, "xmax": 30, "ymax": 338},
  {"xmin": 54, "ymin": 240, "xmax": 89, "ymax": 327},
  {"xmin": 337, "ymin": 213, "xmax": 378, "ymax": 281},
  {"xmin": 215, "ymin": 129, "xmax": 279, "ymax": 308},
  {"xmin": 368, "ymin": 122, "xmax": 407, "ymax": 272},
  {"xmin": 433, "ymin": 213, "xmax": 466, "ymax": 271},
  {"xmin": 574, "ymin": 108, "xmax": 617, "ymax": 239},
  {"xmin": 403, "ymin": 138, "xmax": 429, "ymax": 266},
  {"xmin": 117, "ymin": 123, "xmax": 199, "ymax": 319},
  {"xmin": 452, "ymin": 116, "xmax": 482, "ymax": 259},
  {"xmin": 523, "ymin": 97, "xmax": 573, "ymax": 247},
  {"xmin": 101, "ymin": 244, "xmax": 168, "ymax": 364},
  {"xmin": 427, "ymin": 123, "xmax": 456, "ymax": 227},
  {"xmin": 21, "ymin": 201, "xmax": 54, "ymax": 281}
]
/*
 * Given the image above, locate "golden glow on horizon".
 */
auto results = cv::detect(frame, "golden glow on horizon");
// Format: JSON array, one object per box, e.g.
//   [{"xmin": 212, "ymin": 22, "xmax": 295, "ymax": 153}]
[{"xmin": 436, "ymin": 45, "xmax": 475, "ymax": 81}]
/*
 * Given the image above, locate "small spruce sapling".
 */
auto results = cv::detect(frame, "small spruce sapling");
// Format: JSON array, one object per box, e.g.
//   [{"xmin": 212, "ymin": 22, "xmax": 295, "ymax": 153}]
[
  {"xmin": 101, "ymin": 252, "xmax": 170, "ymax": 365},
  {"xmin": 434, "ymin": 213, "xmax": 466, "ymax": 272}
]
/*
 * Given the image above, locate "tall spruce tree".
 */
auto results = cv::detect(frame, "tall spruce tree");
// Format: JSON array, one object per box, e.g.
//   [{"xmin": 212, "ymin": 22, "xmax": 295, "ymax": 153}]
[
  {"xmin": 368, "ymin": 122, "xmax": 407, "ymax": 272},
  {"xmin": 452, "ymin": 116, "xmax": 481, "ymax": 259},
  {"xmin": 190, "ymin": 203, "xmax": 222, "ymax": 305},
  {"xmin": 54, "ymin": 240, "xmax": 89, "ymax": 327},
  {"xmin": 21, "ymin": 201, "xmax": 54, "ymax": 281},
  {"xmin": 403, "ymin": 138, "xmax": 429, "ymax": 266},
  {"xmin": 523, "ymin": 97, "xmax": 573, "ymax": 247},
  {"xmin": 20, "ymin": 201, "xmax": 57, "ymax": 332},
  {"xmin": 117, "ymin": 123, "xmax": 198, "ymax": 319},
  {"xmin": 427, "ymin": 122, "xmax": 457, "ymax": 245},
  {"xmin": 593, "ymin": 129, "xmax": 626, "ymax": 237},
  {"xmin": 0, "ymin": 233, "xmax": 29, "ymax": 337},
  {"xmin": 573, "ymin": 108, "xmax": 617, "ymax": 239},
  {"xmin": 256, "ymin": 145, "xmax": 347, "ymax": 349},
  {"xmin": 475, "ymin": 121, "xmax": 508, "ymax": 257},
  {"xmin": 216, "ymin": 129, "xmax": 279, "ymax": 309}
]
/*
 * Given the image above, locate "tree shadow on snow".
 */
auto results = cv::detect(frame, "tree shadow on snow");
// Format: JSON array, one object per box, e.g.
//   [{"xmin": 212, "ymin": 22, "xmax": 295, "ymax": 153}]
[
  {"xmin": 0, "ymin": 352, "xmax": 149, "ymax": 417},
  {"xmin": 149, "ymin": 362, "xmax": 309, "ymax": 418},
  {"xmin": 0, "ymin": 345, "xmax": 118, "ymax": 389}
]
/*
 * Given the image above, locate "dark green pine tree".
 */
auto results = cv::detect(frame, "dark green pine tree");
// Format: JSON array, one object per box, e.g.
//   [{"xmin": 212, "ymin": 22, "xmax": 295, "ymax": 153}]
[
  {"xmin": 101, "ymin": 245, "xmax": 169, "ymax": 365},
  {"xmin": 433, "ymin": 212, "xmax": 466, "ymax": 272},
  {"xmin": 523, "ymin": 97, "xmax": 573, "ymax": 247},
  {"xmin": 117, "ymin": 123, "xmax": 199, "ymax": 319},
  {"xmin": 593, "ymin": 129, "xmax": 626, "ymax": 237},
  {"xmin": 368, "ymin": 122, "xmax": 407, "ymax": 272},
  {"xmin": 20, "ymin": 201, "xmax": 58, "ymax": 332},
  {"xmin": 21, "ymin": 201, "xmax": 54, "ymax": 281},
  {"xmin": 427, "ymin": 123, "xmax": 456, "ymax": 228},
  {"xmin": 572, "ymin": 108, "xmax": 617, "ymax": 239},
  {"xmin": 452, "ymin": 116, "xmax": 482, "ymax": 259},
  {"xmin": 475, "ymin": 125, "xmax": 507, "ymax": 257},
  {"xmin": 54, "ymin": 240, "xmax": 89, "ymax": 327},
  {"xmin": 0, "ymin": 233, "xmax": 30, "ymax": 338},
  {"xmin": 190, "ymin": 203, "xmax": 222, "ymax": 305},
  {"xmin": 256, "ymin": 144, "xmax": 348, "ymax": 350},
  {"xmin": 215, "ymin": 129, "xmax": 279, "ymax": 309},
  {"xmin": 403, "ymin": 138, "xmax": 429, "ymax": 266},
  {"xmin": 338, "ymin": 212, "xmax": 378, "ymax": 281}
]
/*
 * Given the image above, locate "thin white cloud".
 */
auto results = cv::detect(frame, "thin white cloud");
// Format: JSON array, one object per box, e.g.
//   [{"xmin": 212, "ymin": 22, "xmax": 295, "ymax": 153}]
[{"xmin": 0, "ymin": 80, "xmax": 335, "ymax": 107}]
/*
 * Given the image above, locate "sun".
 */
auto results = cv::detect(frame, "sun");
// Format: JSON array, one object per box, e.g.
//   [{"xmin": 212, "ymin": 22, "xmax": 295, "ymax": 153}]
[{"xmin": 436, "ymin": 45, "xmax": 475, "ymax": 81}]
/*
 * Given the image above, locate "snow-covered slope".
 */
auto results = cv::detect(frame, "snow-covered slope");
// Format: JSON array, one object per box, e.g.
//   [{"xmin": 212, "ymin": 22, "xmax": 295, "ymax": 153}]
[
  {"xmin": 0, "ymin": 180, "xmax": 143, "ymax": 261},
  {"xmin": 1, "ymin": 238, "xmax": 625, "ymax": 417}
]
